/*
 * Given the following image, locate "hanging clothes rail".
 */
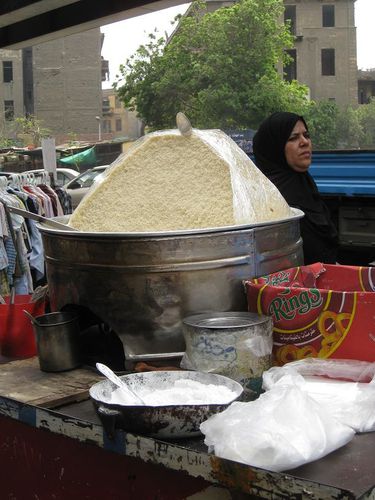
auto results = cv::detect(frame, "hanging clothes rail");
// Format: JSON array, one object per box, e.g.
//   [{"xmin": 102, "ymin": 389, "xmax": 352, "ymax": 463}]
[{"xmin": 0, "ymin": 171, "xmax": 71, "ymax": 298}]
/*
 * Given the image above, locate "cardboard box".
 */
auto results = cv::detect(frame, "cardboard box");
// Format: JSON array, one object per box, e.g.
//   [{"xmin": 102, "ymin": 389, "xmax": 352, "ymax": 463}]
[{"xmin": 244, "ymin": 263, "xmax": 375, "ymax": 365}]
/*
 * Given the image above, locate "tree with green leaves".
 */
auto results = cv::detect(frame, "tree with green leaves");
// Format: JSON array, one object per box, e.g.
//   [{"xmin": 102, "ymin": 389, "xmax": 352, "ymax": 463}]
[
  {"xmin": 356, "ymin": 98, "xmax": 375, "ymax": 149},
  {"xmin": 304, "ymin": 100, "xmax": 339, "ymax": 150},
  {"xmin": 336, "ymin": 106, "xmax": 363, "ymax": 149},
  {"xmin": 115, "ymin": 0, "xmax": 309, "ymax": 130},
  {"xmin": 13, "ymin": 115, "xmax": 51, "ymax": 147}
]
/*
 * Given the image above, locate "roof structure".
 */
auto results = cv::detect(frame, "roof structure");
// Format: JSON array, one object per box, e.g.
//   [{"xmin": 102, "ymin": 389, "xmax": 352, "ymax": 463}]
[{"xmin": 0, "ymin": 0, "xmax": 185, "ymax": 49}]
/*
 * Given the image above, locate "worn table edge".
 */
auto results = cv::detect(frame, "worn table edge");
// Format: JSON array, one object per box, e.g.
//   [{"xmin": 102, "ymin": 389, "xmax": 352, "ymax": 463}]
[{"xmin": 0, "ymin": 393, "xmax": 363, "ymax": 500}]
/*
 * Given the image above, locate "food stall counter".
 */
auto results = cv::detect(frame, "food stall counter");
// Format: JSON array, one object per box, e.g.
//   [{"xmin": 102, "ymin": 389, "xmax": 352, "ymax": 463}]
[{"xmin": 0, "ymin": 357, "xmax": 374, "ymax": 500}]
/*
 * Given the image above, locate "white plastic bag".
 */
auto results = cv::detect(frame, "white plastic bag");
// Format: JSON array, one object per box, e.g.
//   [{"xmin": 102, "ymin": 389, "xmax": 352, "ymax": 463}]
[
  {"xmin": 262, "ymin": 359, "xmax": 375, "ymax": 433},
  {"xmin": 263, "ymin": 358, "xmax": 375, "ymax": 386},
  {"xmin": 200, "ymin": 384, "xmax": 354, "ymax": 472}
]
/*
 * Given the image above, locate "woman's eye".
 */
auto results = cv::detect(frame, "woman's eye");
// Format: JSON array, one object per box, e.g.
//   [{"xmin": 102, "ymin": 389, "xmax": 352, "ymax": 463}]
[{"xmin": 288, "ymin": 132, "xmax": 310, "ymax": 141}]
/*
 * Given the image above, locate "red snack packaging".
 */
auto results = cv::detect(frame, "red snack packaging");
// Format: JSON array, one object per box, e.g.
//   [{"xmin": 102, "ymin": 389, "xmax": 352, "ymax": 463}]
[{"xmin": 244, "ymin": 263, "xmax": 375, "ymax": 365}]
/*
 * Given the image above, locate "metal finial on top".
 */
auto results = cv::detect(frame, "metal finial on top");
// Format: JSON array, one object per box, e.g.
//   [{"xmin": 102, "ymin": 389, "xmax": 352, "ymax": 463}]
[{"xmin": 176, "ymin": 112, "xmax": 192, "ymax": 136}]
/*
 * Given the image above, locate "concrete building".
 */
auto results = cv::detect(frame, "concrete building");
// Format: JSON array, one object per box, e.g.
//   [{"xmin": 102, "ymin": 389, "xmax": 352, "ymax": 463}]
[
  {"xmin": 358, "ymin": 69, "xmax": 375, "ymax": 104},
  {"xmin": 102, "ymin": 88, "xmax": 143, "ymax": 141},
  {"xmin": 0, "ymin": 49, "xmax": 24, "ymax": 137},
  {"xmin": 201, "ymin": 0, "xmax": 360, "ymax": 108},
  {"xmin": 283, "ymin": 0, "xmax": 358, "ymax": 107},
  {"xmin": 0, "ymin": 29, "xmax": 103, "ymax": 145}
]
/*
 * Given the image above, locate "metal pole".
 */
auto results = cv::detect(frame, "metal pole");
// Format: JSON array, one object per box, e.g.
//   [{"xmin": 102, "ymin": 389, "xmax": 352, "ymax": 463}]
[{"xmin": 95, "ymin": 116, "xmax": 102, "ymax": 142}]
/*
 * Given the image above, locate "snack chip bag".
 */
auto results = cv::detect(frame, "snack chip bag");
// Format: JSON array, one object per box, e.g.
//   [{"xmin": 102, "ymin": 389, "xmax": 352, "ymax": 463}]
[{"xmin": 245, "ymin": 263, "xmax": 375, "ymax": 365}]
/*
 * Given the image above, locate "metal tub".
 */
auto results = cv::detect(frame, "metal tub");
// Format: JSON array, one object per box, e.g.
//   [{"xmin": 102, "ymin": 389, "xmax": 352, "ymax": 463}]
[{"xmin": 38, "ymin": 209, "xmax": 303, "ymax": 364}]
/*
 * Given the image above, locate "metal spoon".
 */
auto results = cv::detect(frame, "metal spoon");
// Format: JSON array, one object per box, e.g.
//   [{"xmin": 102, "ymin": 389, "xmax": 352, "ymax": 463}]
[
  {"xmin": 6, "ymin": 205, "xmax": 76, "ymax": 231},
  {"xmin": 96, "ymin": 362, "xmax": 145, "ymax": 405}
]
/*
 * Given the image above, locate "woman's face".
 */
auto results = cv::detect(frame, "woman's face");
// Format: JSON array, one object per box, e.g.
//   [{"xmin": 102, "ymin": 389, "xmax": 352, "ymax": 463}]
[{"xmin": 284, "ymin": 120, "xmax": 312, "ymax": 173}]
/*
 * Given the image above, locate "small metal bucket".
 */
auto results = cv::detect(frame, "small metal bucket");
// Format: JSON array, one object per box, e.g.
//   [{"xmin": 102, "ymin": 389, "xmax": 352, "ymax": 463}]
[{"xmin": 32, "ymin": 311, "xmax": 81, "ymax": 372}]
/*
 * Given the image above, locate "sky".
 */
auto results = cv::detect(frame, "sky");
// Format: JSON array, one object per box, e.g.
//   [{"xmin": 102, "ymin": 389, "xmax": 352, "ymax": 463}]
[{"xmin": 100, "ymin": 0, "xmax": 375, "ymax": 89}]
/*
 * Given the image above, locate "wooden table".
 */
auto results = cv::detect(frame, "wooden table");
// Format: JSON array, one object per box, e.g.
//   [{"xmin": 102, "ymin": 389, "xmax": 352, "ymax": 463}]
[{"xmin": 0, "ymin": 356, "xmax": 102, "ymax": 407}]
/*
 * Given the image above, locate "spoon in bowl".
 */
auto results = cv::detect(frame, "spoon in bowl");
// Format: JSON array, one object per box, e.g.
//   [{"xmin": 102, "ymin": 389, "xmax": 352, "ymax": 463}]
[{"xmin": 96, "ymin": 362, "xmax": 145, "ymax": 405}]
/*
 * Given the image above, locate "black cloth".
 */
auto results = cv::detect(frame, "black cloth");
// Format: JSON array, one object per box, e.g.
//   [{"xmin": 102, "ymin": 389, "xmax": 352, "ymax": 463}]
[
  {"xmin": 252, "ymin": 112, "xmax": 338, "ymax": 264},
  {"xmin": 55, "ymin": 187, "xmax": 73, "ymax": 215}
]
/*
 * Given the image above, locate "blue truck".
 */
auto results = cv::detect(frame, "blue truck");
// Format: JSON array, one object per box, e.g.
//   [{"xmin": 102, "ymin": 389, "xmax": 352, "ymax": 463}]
[
  {"xmin": 225, "ymin": 132, "xmax": 373, "ymax": 265},
  {"xmin": 309, "ymin": 150, "xmax": 375, "ymax": 265},
  {"xmin": 242, "ymin": 145, "xmax": 375, "ymax": 266}
]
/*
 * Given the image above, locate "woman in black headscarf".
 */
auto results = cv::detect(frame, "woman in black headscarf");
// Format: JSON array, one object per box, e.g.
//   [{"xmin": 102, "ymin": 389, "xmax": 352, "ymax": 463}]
[{"xmin": 252, "ymin": 111, "xmax": 338, "ymax": 264}]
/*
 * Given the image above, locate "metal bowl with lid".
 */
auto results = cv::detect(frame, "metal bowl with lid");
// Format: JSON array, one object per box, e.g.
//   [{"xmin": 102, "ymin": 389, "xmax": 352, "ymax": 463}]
[{"xmin": 182, "ymin": 312, "xmax": 273, "ymax": 400}]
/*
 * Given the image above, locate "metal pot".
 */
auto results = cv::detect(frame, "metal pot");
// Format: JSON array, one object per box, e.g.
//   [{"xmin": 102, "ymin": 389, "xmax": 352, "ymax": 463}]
[
  {"xmin": 26, "ymin": 310, "xmax": 81, "ymax": 372},
  {"xmin": 89, "ymin": 370, "xmax": 244, "ymax": 439},
  {"xmin": 38, "ymin": 210, "xmax": 303, "ymax": 365},
  {"xmin": 182, "ymin": 311, "xmax": 273, "ymax": 400}
]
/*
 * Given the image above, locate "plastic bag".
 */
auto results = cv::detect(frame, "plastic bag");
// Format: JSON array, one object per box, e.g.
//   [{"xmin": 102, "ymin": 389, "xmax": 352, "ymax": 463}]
[
  {"xmin": 263, "ymin": 358, "xmax": 375, "ymax": 385},
  {"xmin": 69, "ymin": 125, "xmax": 292, "ymax": 232},
  {"xmin": 262, "ymin": 359, "xmax": 375, "ymax": 433},
  {"xmin": 200, "ymin": 384, "xmax": 355, "ymax": 472}
]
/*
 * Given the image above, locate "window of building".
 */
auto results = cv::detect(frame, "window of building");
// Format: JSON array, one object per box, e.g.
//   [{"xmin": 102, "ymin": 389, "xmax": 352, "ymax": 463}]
[
  {"xmin": 4, "ymin": 100, "xmax": 14, "ymax": 120},
  {"xmin": 102, "ymin": 98, "xmax": 110, "ymax": 113},
  {"xmin": 103, "ymin": 119, "xmax": 112, "ymax": 133},
  {"xmin": 115, "ymin": 119, "xmax": 122, "ymax": 132},
  {"xmin": 284, "ymin": 5, "xmax": 296, "ymax": 35},
  {"xmin": 284, "ymin": 49, "xmax": 297, "ymax": 82},
  {"xmin": 321, "ymin": 48, "xmax": 335, "ymax": 76},
  {"xmin": 3, "ymin": 61, "xmax": 13, "ymax": 82},
  {"xmin": 322, "ymin": 5, "xmax": 335, "ymax": 27}
]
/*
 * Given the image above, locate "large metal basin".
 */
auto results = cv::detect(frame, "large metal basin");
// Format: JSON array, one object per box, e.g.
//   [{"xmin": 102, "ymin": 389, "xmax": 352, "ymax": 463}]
[{"xmin": 38, "ymin": 209, "xmax": 303, "ymax": 364}]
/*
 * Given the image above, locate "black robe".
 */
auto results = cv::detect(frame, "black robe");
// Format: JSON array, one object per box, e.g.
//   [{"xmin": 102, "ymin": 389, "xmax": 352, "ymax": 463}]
[{"xmin": 252, "ymin": 112, "xmax": 338, "ymax": 264}]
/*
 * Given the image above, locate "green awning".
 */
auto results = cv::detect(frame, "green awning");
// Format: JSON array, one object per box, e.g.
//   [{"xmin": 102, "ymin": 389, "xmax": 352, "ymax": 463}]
[{"xmin": 59, "ymin": 146, "xmax": 96, "ymax": 166}]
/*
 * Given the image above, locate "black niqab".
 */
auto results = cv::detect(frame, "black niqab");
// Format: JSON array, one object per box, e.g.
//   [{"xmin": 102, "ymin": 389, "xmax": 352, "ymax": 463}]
[{"xmin": 252, "ymin": 112, "xmax": 338, "ymax": 264}]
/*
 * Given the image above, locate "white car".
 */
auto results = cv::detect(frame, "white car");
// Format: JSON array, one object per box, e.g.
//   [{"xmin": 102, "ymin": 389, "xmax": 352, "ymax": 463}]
[{"xmin": 64, "ymin": 165, "xmax": 109, "ymax": 209}]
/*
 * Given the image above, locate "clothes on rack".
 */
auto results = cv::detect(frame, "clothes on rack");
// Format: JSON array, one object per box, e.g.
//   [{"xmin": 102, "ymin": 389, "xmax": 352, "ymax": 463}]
[{"xmin": 0, "ymin": 174, "xmax": 71, "ymax": 298}]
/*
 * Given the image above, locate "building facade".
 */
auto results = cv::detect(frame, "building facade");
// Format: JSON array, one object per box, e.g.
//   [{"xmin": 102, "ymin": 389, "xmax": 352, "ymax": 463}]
[
  {"xmin": 0, "ymin": 49, "xmax": 24, "ymax": 137},
  {"xmin": 203, "ymin": 0, "xmax": 361, "ymax": 108},
  {"xmin": 283, "ymin": 0, "xmax": 358, "ymax": 107},
  {"xmin": 358, "ymin": 69, "xmax": 375, "ymax": 104},
  {"xmin": 102, "ymin": 89, "xmax": 143, "ymax": 141},
  {"xmin": 0, "ymin": 29, "xmax": 103, "ymax": 145}
]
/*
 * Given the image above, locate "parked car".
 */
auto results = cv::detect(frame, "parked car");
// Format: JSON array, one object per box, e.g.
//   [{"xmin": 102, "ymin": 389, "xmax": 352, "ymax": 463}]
[{"xmin": 64, "ymin": 165, "xmax": 109, "ymax": 209}]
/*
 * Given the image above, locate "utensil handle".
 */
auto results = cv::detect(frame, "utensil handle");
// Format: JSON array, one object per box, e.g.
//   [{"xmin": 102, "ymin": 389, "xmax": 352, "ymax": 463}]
[
  {"xmin": 10, "ymin": 287, "xmax": 15, "ymax": 304},
  {"xmin": 7, "ymin": 205, "xmax": 76, "ymax": 231},
  {"xmin": 23, "ymin": 309, "xmax": 37, "ymax": 325},
  {"xmin": 96, "ymin": 362, "xmax": 145, "ymax": 405}
]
